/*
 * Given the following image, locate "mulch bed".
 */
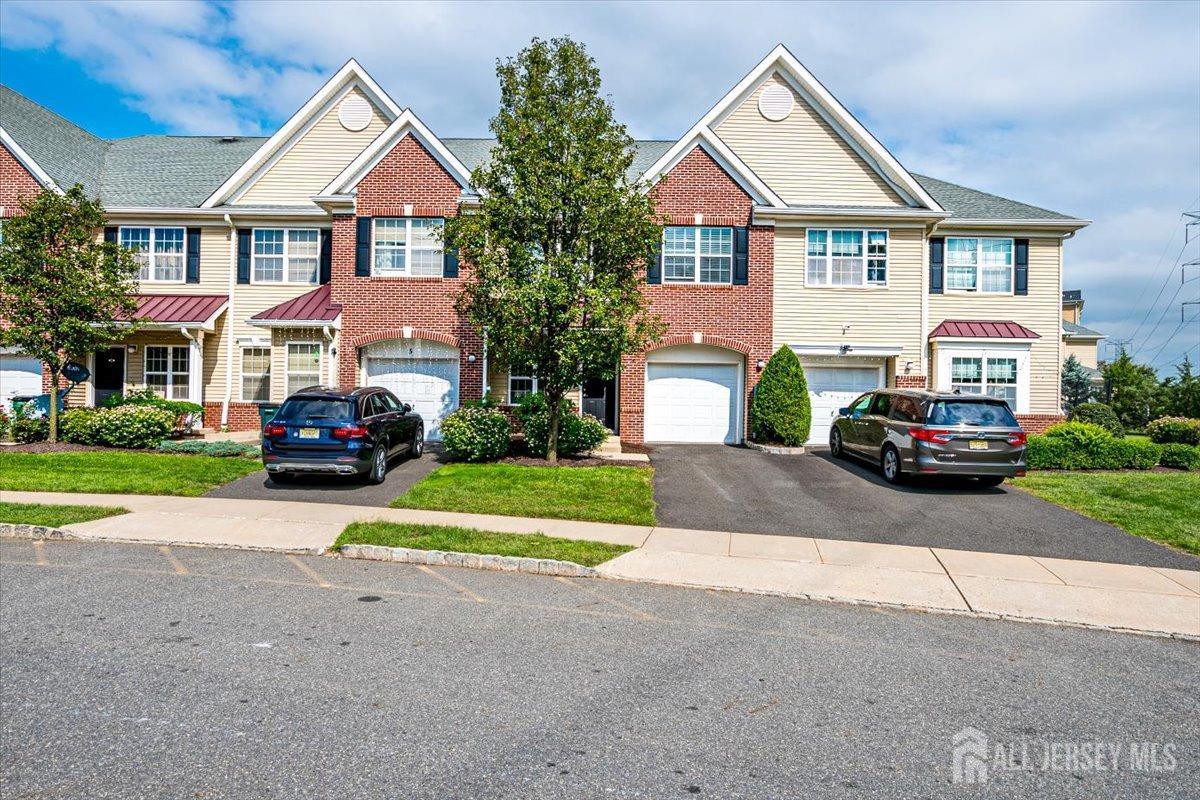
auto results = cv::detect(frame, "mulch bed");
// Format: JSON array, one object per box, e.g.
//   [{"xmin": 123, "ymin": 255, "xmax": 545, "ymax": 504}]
[
  {"xmin": 498, "ymin": 455, "xmax": 645, "ymax": 468},
  {"xmin": 1, "ymin": 442, "xmax": 119, "ymax": 454}
]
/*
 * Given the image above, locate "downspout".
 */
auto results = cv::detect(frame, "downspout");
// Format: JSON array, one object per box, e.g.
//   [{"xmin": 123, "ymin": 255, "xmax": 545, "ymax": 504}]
[
  {"xmin": 481, "ymin": 327, "xmax": 489, "ymax": 401},
  {"xmin": 322, "ymin": 325, "xmax": 336, "ymax": 386},
  {"xmin": 222, "ymin": 214, "xmax": 235, "ymax": 430}
]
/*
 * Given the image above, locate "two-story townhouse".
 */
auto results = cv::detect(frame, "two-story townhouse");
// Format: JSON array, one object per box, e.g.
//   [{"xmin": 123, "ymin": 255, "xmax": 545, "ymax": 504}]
[
  {"xmin": 1061, "ymin": 289, "xmax": 1106, "ymax": 385},
  {"xmin": 0, "ymin": 45, "xmax": 1087, "ymax": 443}
]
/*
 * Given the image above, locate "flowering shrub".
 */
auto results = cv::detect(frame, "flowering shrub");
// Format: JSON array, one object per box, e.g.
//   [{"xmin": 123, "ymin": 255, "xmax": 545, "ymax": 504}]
[
  {"xmin": 516, "ymin": 393, "xmax": 609, "ymax": 457},
  {"xmin": 441, "ymin": 406, "xmax": 512, "ymax": 462},
  {"xmin": 105, "ymin": 388, "xmax": 204, "ymax": 432},
  {"xmin": 58, "ymin": 408, "xmax": 103, "ymax": 444},
  {"xmin": 10, "ymin": 411, "xmax": 48, "ymax": 443},
  {"xmin": 92, "ymin": 405, "xmax": 175, "ymax": 449},
  {"xmin": 1146, "ymin": 417, "xmax": 1200, "ymax": 446}
]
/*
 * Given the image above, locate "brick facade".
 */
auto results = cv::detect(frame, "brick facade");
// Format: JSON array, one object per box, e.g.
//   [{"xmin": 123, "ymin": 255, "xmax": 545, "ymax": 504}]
[
  {"xmin": 1, "ymin": 143, "xmax": 42, "ymax": 216},
  {"xmin": 894, "ymin": 374, "xmax": 928, "ymax": 389},
  {"xmin": 1015, "ymin": 413, "xmax": 1066, "ymax": 435},
  {"xmin": 329, "ymin": 135, "xmax": 484, "ymax": 402},
  {"xmin": 619, "ymin": 146, "xmax": 773, "ymax": 444},
  {"xmin": 204, "ymin": 401, "xmax": 263, "ymax": 432}
]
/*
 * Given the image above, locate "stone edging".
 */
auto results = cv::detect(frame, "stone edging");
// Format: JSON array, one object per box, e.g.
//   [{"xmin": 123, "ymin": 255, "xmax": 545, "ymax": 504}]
[
  {"xmin": 339, "ymin": 543, "xmax": 597, "ymax": 577},
  {"xmin": 745, "ymin": 441, "xmax": 807, "ymax": 455},
  {"xmin": 0, "ymin": 522, "xmax": 78, "ymax": 540}
]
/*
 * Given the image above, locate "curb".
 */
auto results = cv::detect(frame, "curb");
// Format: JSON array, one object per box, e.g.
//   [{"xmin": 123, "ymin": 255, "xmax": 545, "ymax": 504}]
[
  {"xmin": 745, "ymin": 441, "xmax": 807, "ymax": 455},
  {"xmin": 0, "ymin": 523, "xmax": 325, "ymax": 555},
  {"xmin": 0, "ymin": 522, "xmax": 79, "ymax": 540},
  {"xmin": 339, "ymin": 543, "xmax": 597, "ymax": 577}
]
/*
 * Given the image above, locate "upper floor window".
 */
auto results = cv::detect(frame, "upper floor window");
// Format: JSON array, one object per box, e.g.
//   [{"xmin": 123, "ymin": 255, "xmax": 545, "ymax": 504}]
[
  {"xmin": 806, "ymin": 229, "xmax": 887, "ymax": 287},
  {"xmin": 373, "ymin": 217, "xmax": 445, "ymax": 277},
  {"xmin": 253, "ymin": 229, "xmax": 319, "ymax": 284},
  {"xmin": 946, "ymin": 237, "xmax": 1013, "ymax": 294},
  {"xmin": 663, "ymin": 226, "xmax": 732, "ymax": 284},
  {"xmin": 121, "ymin": 227, "xmax": 184, "ymax": 283}
]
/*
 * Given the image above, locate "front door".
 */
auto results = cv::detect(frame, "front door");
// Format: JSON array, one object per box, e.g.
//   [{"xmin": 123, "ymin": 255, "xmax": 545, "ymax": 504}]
[
  {"xmin": 582, "ymin": 376, "xmax": 617, "ymax": 433},
  {"xmin": 93, "ymin": 347, "xmax": 125, "ymax": 407}
]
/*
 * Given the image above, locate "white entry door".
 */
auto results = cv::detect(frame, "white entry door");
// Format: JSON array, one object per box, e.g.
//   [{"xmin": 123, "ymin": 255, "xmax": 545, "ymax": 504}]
[
  {"xmin": 364, "ymin": 340, "xmax": 459, "ymax": 440},
  {"xmin": 805, "ymin": 365, "xmax": 884, "ymax": 446},
  {"xmin": 645, "ymin": 362, "xmax": 740, "ymax": 444},
  {"xmin": 1, "ymin": 354, "xmax": 43, "ymax": 409}
]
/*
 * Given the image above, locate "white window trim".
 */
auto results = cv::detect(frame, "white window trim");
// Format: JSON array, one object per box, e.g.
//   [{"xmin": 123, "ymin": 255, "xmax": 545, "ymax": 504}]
[
  {"xmin": 661, "ymin": 226, "xmax": 734, "ymax": 285},
  {"xmin": 250, "ymin": 228, "xmax": 322, "ymax": 286},
  {"xmin": 285, "ymin": 341, "xmax": 323, "ymax": 397},
  {"xmin": 143, "ymin": 345, "xmax": 191, "ymax": 400},
  {"xmin": 240, "ymin": 346, "xmax": 272, "ymax": 403},
  {"xmin": 119, "ymin": 226, "xmax": 186, "ymax": 284},
  {"xmin": 935, "ymin": 342, "xmax": 1030, "ymax": 414},
  {"xmin": 803, "ymin": 228, "xmax": 889, "ymax": 289},
  {"xmin": 508, "ymin": 371, "xmax": 538, "ymax": 404},
  {"xmin": 944, "ymin": 236, "xmax": 1015, "ymax": 296},
  {"xmin": 371, "ymin": 217, "xmax": 445, "ymax": 278}
]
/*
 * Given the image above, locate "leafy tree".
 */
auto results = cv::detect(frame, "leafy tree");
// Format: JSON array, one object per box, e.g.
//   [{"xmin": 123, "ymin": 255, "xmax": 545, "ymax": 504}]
[
  {"xmin": 0, "ymin": 186, "xmax": 140, "ymax": 442},
  {"xmin": 1101, "ymin": 349, "xmax": 1161, "ymax": 429},
  {"xmin": 1060, "ymin": 354, "xmax": 1095, "ymax": 410},
  {"xmin": 749, "ymin": 346, "xmax": 812, "ymax": 446},
  {"xmin": 1158, "ymin": 356, "xmax": 1200, "ymax": 418},
  {"xmin": 448, "ymin": 37, "xmax": 663, "ymax": 461}
]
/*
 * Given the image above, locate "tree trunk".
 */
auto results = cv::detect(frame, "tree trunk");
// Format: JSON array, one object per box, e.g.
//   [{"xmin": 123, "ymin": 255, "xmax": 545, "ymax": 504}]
[
  {"xmin": 546, "ymin": 395, "xmax": 561, "ymax": 464},
  {"xmin": 47, "ymin": 364, "xmax": 59, "ymax": 444}
]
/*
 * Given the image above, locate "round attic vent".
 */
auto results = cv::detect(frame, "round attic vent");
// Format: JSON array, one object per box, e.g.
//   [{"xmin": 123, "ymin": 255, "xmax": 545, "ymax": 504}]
[
  {"xmin": 338, "ymin": 94, "xmax": 373, "ymax": 131},
  {"xmin": 758, "ymin": 84, "xmax": 794, "ymax": 122}
]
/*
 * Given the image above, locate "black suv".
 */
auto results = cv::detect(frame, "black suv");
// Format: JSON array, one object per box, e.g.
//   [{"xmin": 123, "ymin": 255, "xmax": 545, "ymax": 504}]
[{"xmin": 262, "ymin": 387, "xmax": 424, "ymax": 484}]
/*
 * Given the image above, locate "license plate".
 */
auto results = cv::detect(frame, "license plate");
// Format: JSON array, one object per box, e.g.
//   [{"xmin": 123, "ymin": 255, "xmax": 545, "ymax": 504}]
[
  {"xmin": 969, "ymin": 439, "xmax": 988, "ymax": 451},
  {"xmin": 298, "ymin": 427, "xmax": 320, "ymax": 439}
]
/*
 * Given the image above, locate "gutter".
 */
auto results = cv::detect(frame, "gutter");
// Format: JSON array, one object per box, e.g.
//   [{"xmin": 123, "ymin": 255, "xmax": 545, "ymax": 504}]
[{"xmin": 222, "ymin": 213, "xmax": 235, "ymax": 430}]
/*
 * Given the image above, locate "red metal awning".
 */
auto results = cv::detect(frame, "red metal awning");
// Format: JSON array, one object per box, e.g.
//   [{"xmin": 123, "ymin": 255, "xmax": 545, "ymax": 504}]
[
  {"xmin": 124, "ymin": 294, "xmax": 228, "ymax": 324},
  {"xmin": 929, "ymin": 320, "xmax": 1040, "ymax": 339},
  {"xmin": 250, "ymin": 284, "xmax": 341, "ymax": 322}
]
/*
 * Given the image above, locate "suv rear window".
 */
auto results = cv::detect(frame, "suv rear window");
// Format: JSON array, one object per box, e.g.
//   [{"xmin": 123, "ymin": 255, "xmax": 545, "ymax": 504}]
[
  {"xmin": 926, "ymin": 400, "xmax": 1019, "ymax": 428},
  {"xmin": 275, "ymin": 397, "xmax": 355, "ymax": 422}
]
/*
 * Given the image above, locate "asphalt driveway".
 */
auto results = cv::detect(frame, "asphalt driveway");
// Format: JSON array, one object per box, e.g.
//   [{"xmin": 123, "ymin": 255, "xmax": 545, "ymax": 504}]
[
  {"xmin": 204, "ymin": 446, "xmax": 446, "ymax": 507},
  {"xmin": 650, "ymin": 444, "xmax": 1199, "ymax": 570}
]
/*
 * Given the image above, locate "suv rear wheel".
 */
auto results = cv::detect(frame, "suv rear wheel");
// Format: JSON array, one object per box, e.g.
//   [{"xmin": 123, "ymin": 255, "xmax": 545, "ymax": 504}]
[{"xmin": 366, "ymin": 446, "xmax": 388, "ymax": 485}]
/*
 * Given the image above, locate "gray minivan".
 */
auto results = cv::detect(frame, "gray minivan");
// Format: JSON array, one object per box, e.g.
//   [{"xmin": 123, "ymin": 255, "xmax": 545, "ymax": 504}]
[{"xmin": 828, "ymin": 389, "xmax": 1027, "ymax": 486}]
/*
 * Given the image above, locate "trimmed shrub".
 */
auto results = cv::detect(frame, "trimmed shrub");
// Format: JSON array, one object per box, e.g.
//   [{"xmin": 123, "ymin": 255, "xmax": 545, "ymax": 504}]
[
  {"xmin": 1026, "ymin": 433, "xmax": 1161, "ymax": 470},
  {"xmin": 516, "ymin": 393, "xmax": 610, "ymax": 457},
  {"xmin": 1042, "ymin": 421, "xmax": 1113, "ymax": 449},
  {"xmin": 58, "ymin": 408, "xmax": 102, "ymax": 445},
  {"xmin": 157, "ymin": 439, "xmax": 261, "ymax": 458},
  {"xmin": 1146, "ymin": 416, "xmax": 1200, "ymax": 446},
  {"xmin": 10, "ymin": 412, "xmax": 49, "ymax": 444},
  {"xmin": 441, "ymin": 406, "xmax": 512, "ymax": 462},
  {"xmin": 750, "ymin": 346, "xmax": 812, "ymax": 447},
  {"xmin": 92, "ymin": 405, "xmax": 174, "ymax": 449},
  {"xmin": 105, "ymin": 388, "xmax": 204, "ymax": 432},
  {"xmin": 1158, "ymin": 443, "xmax": 1200, "ymax": 471},
  {"xmin": 1067, "ymin": 402, "xmax": 1124, "ymax": 438}
]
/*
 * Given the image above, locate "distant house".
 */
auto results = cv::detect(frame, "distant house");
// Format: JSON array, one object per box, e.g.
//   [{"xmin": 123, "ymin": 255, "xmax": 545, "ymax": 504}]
[{"xmin": 1062, "ymin": 289, "xmax": 1105, "ymax": 383}]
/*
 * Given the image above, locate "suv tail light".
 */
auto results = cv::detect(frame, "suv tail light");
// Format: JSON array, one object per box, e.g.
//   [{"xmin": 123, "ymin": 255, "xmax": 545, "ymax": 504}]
[
  {"xmin": 263, "ymin": 423, "xmax": 287, "ymax": 438},
  {"xmin": 1006, "ymin": 431, "xmax": 1028, "ymax": 446},
  {"xmin": 332, "ymin": 425, "xmax": 368, "ymax": 440},
  {"xmin": 911, "ymin": 427, "xmax": 953, "ymax": 444}
]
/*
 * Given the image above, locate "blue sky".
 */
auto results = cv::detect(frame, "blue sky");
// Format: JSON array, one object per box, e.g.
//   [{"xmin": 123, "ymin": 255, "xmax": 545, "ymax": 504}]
[{"xmin": 2, "ymin": 0, "xmax": 1198, "ymax": 373}]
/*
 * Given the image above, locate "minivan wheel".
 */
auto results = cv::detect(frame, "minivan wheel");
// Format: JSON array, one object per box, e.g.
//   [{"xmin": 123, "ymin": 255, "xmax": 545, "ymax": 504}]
[
  {"xmin": 829, "ymin": 428, "xmax": 844, "ymax": 458},
  {"xmin": 367, "ymin": 446, "xmax": 387, "ymax": 485},
  {"xmin": 880, "ymin": 445, "xmax": 904, "ymax": 485}
]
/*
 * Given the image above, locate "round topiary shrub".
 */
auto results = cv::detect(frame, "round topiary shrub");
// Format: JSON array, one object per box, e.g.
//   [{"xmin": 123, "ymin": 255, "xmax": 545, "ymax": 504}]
[
  {"xmin": 1042, "ymin": 421, "xmax": 1114, "ymax": 450},
  {"xmin": 58, "ymin": 408, "xmax": 102, "ymax": 444},
  {"xmin": 750, "ymin": 345, "xmax": 811, "ymax": 447},
  {"xmin": 515, "ymin": 392, "xmax": 610, "ymax": 457},
  {"xmin": 1158, "ymin": 443, "xmax": 1200, "ymax": 470},
  {"xmin": 1068, "ymin": 402, "xmax": 1124, "ymax": 438},
  {"xmin": 1146, "ymin": 416, "xmax": 1200, "ymax": 446},
  {"xmin": 440, "ymin": 406, "xmax": 512, "ymax": 462},
  {"xmin": 93, "ymin": 405, "xmax": 175, "ymax": 449}
]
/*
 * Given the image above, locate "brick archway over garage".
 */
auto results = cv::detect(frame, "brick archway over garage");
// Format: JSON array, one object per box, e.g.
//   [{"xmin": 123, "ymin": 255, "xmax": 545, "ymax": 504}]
[
  {"xmin": 347, "ymin": 328, "xmax": 461, "ymax": 351},
  {"xmin": 648, "ymin": 333, "xmax": 753, "ymax": 356}
]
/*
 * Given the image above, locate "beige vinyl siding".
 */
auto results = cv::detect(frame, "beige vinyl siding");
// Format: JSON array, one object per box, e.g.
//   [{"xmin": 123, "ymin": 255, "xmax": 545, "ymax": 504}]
[
  {"xmin": 929, "ymin": 236, "xmax": 1063, "ymax": 414},
  {"xmin": 486, "ymin": 365, "xmax": 581, "ymax": 407},
  {"xmin": 236, "ymin": 87, "xmax": 388, "ymax": 207},
  {"xmin": 271, "ymin": 329, "xmax": 331, "ymax": 400},
  {"xmin": 715, "ymin": 73, "xmax": 906, "ymax": 208},
  {"xmin": 1063, "ymin": 337, "xmax": 1099, "ymax": 370},
  {"xmin": 773, "ymin": 225, "xmax": 926, "ymax": 373}
]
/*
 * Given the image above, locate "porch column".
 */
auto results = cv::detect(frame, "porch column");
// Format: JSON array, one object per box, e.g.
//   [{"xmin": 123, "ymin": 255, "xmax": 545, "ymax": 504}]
[{"xmin": 188, "ymin": 331, "xmax": 204, "ymax": 404}]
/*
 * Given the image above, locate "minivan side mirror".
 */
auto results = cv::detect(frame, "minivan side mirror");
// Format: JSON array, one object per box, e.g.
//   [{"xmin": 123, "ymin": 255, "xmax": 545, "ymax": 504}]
[{"xmin": 838, "ymin": 407, "xmax": 850, "ymax": 416}]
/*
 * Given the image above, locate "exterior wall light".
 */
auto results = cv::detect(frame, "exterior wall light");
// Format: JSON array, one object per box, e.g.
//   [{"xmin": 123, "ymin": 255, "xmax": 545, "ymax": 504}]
[
  {"xmin": 467, "ymin": 353, "xmax": 477, "ymax": 363},
  {"xmin": 126, "ymin": 344, "xmax": 137, "ymax": 354},
  {"xmin": 756, "ymin": 359, "xmax": 765, "ymax": 370}
]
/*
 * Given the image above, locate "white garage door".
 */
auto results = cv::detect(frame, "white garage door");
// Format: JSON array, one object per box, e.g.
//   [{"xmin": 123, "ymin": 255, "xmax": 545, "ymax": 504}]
[
  {"xmin": 1, "ymin": 354, "xmax": 43, "ymax": 409},
  {"xmin": 364, "ymin": 340, "xmax": 459, "ymax": 440},
  {"xmin": 646, "ymin": 362, "xmax": 740, "ymax": 444},
  {"xmin": 805, "ymin": 365, "xmax": 883, "ymax": 446}
]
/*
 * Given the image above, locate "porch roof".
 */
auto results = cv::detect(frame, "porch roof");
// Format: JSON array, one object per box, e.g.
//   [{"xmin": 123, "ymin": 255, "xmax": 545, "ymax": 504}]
[
  {"xmin": 929, "ymin": 320, "xmax": 1040, "ymax": 340},
  {"xmin": 249, "ymin": 284, "xmax": 341, "ymax": 324},
  {"xmin": 125, "ymin": 294, "xmax": 228, "ymax": 325}
]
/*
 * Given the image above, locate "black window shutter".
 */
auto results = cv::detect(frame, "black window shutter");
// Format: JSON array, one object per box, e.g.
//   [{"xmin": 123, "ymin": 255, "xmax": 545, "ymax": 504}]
[
  {"xmin": 355, "ymin": 217, "xmax": 372, "ymax": 276},
  {"xmin": 104, "ymin": 226, "xmax": 118, "ymax": 244},
  {"xmin": 236, "ymin": 229, "xmax": 251, "ymax": 284},
  {"xmin": 1014, "ymin": 238, "xmax": 1029, "ymax": 296},
  {"xmin": 319, "ymin": 229, "xmax": 332, "ymax": 284},
  {"xmin": 646, "ymin": 234, "xmax": 662, "ymax": 285},
  {"xmin": 185, "ymin": 227, "xmax": 201, "ymax": 284},
  {"xmin": 928, "ymin": 236, "xmax": 944, "ymax": 294},
  {"xmin": 732, "ymin": 226, "xmax": 749, "ymax": 285},
  {"xmin": 443, "ymin": 246, "xmax": 459, "ymax": 278}
]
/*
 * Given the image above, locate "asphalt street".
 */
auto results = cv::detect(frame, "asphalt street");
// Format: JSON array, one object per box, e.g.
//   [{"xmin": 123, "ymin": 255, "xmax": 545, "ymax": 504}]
[
  {"xmin": 2, "ymin": 538, "xmax": 1195, "ymax": 799},
  {"xmin": 650, "ymin": 444, "xmax": 1200, "ymax": 569}
]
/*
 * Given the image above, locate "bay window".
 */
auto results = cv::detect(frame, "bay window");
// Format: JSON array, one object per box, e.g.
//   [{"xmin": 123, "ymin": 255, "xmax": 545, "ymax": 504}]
[
  {"xmin": 241, "ymin": 347, "xmax": 271, "ymax": 402},
  {"xmin": 286, "ymin": 343, "xmax": 322, "ymax": 396},
  {"xmin": 948, "ymin": 354, "xmax": 1022, "ymax": 409},
  {"xmin": 253, "ymin": 229, "xmax": 320, "ymax": 284},
  {"xmin": 945, "ymin": 237, "xmax": 1013, "ymax": 293},
  {"xmin": 121, "ymin": 227, "xmax": 185, "ymax": 282},
  {"xmin": 373, "ymin": 218, "xmax": 445, "ymax": 277},
  {"xmin": 145, "ymin": 345, "xmax": 190, "ymax": 400},
  {"xmin": 805, "ymin": 229, "xmax": 887, "ymax": 287},
  {"xmin": 662, "ymin": 226, "xmax": 732, "ymax": 284}
]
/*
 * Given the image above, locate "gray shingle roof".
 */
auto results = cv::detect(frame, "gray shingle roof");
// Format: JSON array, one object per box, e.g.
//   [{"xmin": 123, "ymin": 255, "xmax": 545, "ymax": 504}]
[
  {"xmin": 1, "ymin": 84, "xmax": 106, "ymax": 197},
  {"xmin": 912, "ymin": 173, "xmax": 1079, "ymax": 221},
  {"xmin": 443, "ymin": 137, "xmax": 674, "ymax": 184},
  {"xmin": 1063, "ymin": 320, "xmax": 1105, "ymax": 339},
  {"xmin": 101, "ymin": 135, "xmax": 266, "ymax": 207}
]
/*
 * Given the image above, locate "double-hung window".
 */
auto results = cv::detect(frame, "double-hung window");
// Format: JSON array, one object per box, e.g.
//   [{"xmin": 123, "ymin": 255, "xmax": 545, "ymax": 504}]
[
  {"xmin": 508, "ymin": 368, "xmax": 537, "ymax": 403},
  {"xmin": 805, "ymin": 229, "xmax": 887, "ymax": 287},
  {"xmin": 241, "ymin": 347, "xmax": 271, "ymax": 402},
  {"xmin": 145, "ymin": 345, "xmax": 190, "ymax": 400},
  {"xmin": 286, "ymin": 343, "xmax": 322, "ymax": 396},
  {"xmin": 373, "ymin": 218, "xmax": 445, "ymax": 277},
  {"xmin": 121, "ymin": 227, "xmax": 185, "ymax": 282},
  {"xmin": 950, "ymin": 355, "xmax": 1019, "ymax": 406},
  {"xmin": 662, "ymin": 226, "xmax": 732, "ymax": 284},
  {"xmin": 252, "ymin": 229, "xmax": 320, "ymax": 284},
  {"xmin": 945, "ymin": 237, "xmax": 1013, "ymax": 293}
]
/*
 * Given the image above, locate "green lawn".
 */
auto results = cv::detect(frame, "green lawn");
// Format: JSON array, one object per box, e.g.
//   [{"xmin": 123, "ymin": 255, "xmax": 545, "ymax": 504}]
[
  {"xmin": 0, "ymin": 501, "xmax": 129, "ymax": 527},
  {"xmin": 1125, "ymin": 434, "xmax": 1152, "ymax": 444},
  {"xmin": 1011, "ymin": 471, "xmax": 1200, "ymax": 555},
  {"xmin": 0, "ymin": 451, "xmax": 262, "ymax": 497},
  {"xmin": 390, "ymin": 463, "xmax": 656, "ymax": 526},
  {"xmin": 335, "ymin": 521, "xmax": 633, "ymax": 567}
]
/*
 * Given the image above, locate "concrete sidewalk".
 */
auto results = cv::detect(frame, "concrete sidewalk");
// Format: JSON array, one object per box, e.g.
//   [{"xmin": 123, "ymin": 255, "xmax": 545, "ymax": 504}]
[{"xmin": 4, "ymin": 490, "xmax": 1197, "ymax": 638}]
